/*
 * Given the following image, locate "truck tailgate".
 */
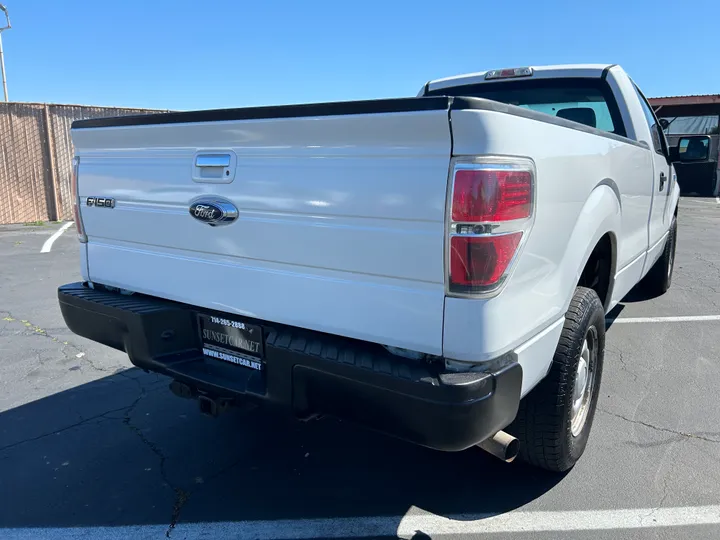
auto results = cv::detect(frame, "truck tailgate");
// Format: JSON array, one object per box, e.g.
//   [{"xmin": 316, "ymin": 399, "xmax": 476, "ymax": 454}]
[{"xmin": 72, "ymin": 99, "xmax": 452, "ymax": 355}]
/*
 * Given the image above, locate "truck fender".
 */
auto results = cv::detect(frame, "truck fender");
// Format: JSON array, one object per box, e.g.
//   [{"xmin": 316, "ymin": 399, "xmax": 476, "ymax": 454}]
[{"xmin": 560, "ymin": 182, "xmax": 621, "ymax": 312}]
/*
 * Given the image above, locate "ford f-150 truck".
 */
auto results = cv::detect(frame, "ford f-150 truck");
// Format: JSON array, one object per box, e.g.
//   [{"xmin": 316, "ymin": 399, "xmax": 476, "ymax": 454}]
[{"xmin": 58, "ymin": 64, "xmax": 679, "ymax": 472}]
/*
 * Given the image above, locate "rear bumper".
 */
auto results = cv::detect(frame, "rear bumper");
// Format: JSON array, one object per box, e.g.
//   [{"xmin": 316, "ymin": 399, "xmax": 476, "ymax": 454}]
[{"xmin": 58, "ymin": 282, "xmax": 522, "ymax": 451}]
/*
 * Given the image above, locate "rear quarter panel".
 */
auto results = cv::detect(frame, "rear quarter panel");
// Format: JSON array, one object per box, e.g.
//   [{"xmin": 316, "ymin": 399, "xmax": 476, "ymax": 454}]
[{"xmin": 444, "ymin": 108, "xmax": 652, "ymax": 373}]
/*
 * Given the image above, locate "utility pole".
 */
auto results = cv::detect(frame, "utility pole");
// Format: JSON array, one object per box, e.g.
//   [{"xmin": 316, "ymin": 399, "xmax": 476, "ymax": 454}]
[{"xmin": 0, "ymin": 4, "xmax": 10, "ymax": 102}]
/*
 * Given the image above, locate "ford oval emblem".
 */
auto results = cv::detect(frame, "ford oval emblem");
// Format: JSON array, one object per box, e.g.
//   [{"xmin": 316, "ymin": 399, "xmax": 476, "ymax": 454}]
[{"xmin": 189, "ymin": 198, "xmax": 239, "ymax": 226}]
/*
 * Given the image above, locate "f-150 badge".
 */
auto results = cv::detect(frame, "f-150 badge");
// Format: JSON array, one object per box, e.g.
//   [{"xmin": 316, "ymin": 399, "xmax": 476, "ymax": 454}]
[{"xmin": 86, "ymin": 197, "xmax": 115, "ymax": 208}]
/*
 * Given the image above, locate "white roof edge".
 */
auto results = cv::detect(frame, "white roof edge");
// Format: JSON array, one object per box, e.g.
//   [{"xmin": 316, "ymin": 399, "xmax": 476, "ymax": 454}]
[{"xmin": 426, "ymin": 64, "xmax": 616, "ymax": 92}]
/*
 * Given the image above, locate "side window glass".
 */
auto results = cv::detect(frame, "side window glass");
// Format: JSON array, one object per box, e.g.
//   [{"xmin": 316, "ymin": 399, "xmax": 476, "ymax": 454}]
[{"xmin": 633, "ymin": 85, "xmax": 668, "ymax": 157}]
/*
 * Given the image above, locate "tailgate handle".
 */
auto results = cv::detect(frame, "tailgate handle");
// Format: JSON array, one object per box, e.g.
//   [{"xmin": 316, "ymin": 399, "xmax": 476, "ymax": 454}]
[{"xmin": 195, "ymin": 154, "xmax": 231, "ymax": 168}]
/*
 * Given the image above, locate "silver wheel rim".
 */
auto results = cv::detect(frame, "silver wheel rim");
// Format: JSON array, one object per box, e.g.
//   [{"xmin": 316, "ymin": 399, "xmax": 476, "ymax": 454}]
[
  {"xmin": 570, "ymin": 326, "xmax": 597, "ymax": 437},
  {"xmin": 667, "ymin": 238, "xmax": 674, "ymax": 279}
]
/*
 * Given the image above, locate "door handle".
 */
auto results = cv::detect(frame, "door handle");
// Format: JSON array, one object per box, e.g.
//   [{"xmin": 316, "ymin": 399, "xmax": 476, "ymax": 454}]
[
  {"xmin": 195, "ymin": 154, "xmax": 231, "ymax": 168},
  {"xmin": 659, "ymin": 172, "xmax": 666, "ymax": 191}
]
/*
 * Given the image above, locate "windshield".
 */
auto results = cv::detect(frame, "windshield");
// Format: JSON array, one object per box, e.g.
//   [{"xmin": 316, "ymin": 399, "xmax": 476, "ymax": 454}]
[{"xmin": 426, "ymin": 78, "xmax": 625, "ymax": 136}]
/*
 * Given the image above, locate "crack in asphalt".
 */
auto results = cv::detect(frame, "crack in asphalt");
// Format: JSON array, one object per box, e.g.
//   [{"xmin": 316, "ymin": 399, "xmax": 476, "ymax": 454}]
[
  {"xmin": 607, "ymin": 345, "xmax": 640, "ymax": 384},
  {"xmin": 121, "ymin": 380, "xmax": 190, "ymax": 538},
  {"xmin": 600, "ymin": 409, "xmax": 720, "ymax": 444},
  {"xmin": 1, "ymin": 309, "xmax": 121, "ymax": 375},
  {"xmin": 0, "ymin": 404, "xmax": 133, "ymax": 453},
  {"xmin": 167, "ymin": 488, "xmax": 190, "ymax": 538},
  {"xmin": 0, "ymin": 313, "xmax": 160, "ymax": 452},
  {"xmin": 642, "ymin": 477, "xmax": 669, "ymax": 524},
  {"xmin": 3, "ymin": 309, "xmax": 187, "ymax": 535},
  {"xmin": 695, "ymin": 253, "xmax": 720, "ymax": 278},
  {"xmin": 686, "ymin": 254, "xmax": 720, "ymax": 303},
  {"xmin": 642, "ymin": 475, "xmax": 671, "ymax": 526},
  {"xmin": 658, "ymin": 475, "xmax": 671, "ymax": 508}
]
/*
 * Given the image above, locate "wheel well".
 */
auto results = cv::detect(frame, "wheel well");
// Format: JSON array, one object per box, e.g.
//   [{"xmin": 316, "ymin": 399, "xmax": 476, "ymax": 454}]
[{"xmin": 578, "ymin": 233, "xmax": 615, "ymax": 309}]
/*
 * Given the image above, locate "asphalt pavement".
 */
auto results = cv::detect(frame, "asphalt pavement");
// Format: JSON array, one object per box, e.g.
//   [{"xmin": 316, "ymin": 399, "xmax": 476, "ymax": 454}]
[{"xmin": 1, "ymin": 199, "xmax": 720, "ymax": 539}]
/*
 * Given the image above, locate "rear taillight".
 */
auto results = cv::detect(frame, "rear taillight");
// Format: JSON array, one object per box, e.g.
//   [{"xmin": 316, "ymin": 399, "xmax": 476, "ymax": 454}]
[
  {"xmin": 450, "ymin": 233, "xmax": 523, "ymax": 287},
  {"xmin": 71, "ymin": 156, "xmax": 87, "ymax": 243},
  {"xmin": 448, "ymin": 159, "xmax": 535, "ymax": 295},
  {"xmin": 452, "ymin": 169, "xmax": 532, "ymax": 222}
]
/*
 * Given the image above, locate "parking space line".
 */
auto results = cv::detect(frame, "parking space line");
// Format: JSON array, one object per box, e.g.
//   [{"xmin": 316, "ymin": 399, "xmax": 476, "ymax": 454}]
[
  {"xmin": 685, "ymin": 198, "xmax": 717, "ymax": 204},
  {"xmin": 396, "ymin": 505, "xmax": 720, "ymax": 536},
  {"xmin": 609, "ymin": 315, "xmax": 720, "ymax": 324},
  {"xmin": 40, "ymin": 222, "xmax": 74, "ymax": 253},
  {"xmin": 681, "ymin": 198, "xmax": 719, "ymax": 205},
  {"xmin": 4, "ymin": 505, "xmax": 720, "ymax": 538}
]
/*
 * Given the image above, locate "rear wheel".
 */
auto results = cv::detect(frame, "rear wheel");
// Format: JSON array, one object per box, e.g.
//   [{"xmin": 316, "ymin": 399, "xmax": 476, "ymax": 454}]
[
  {"xmin": 643, "ymin": 216, "xmax": 677, "ymax": 296},
  {"xmin": 508, "ymin": 286, "xmax": 605, "ymax": 472}
]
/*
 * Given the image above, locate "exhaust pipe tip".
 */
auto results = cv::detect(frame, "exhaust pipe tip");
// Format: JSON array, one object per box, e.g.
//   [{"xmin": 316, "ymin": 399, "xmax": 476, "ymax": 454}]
[
  {"xmin": 477, "ymin": 431, "xmax": 520, "ymax": 463},
  {"xmin": 169, "ymin": 380, "xmax": 194, "ymax": 399},
  {"xmin": 198, "ymin": 396, "xmax": 216, "ymax": 416},
  {"xmin": 198, "ymin": 395, "xmax": 230, "ymax": 417}
]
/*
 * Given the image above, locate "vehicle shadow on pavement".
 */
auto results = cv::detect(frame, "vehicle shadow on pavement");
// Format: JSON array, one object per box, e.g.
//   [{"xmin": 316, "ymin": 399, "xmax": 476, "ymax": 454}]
[
  {"xmin": 0, "ymin": 368, "xmax": 565, "ymax": 534},
  {"xmin": 618, "ymin": 284, "xmax": 663, "ymax": 303},
  {"xmin": 605, "ymin": 303, "xmax": 626, "ymax": 330}
]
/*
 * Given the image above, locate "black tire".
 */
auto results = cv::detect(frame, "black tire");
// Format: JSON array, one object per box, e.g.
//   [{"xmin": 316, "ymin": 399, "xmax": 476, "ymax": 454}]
[
  {"xmin": 643, "ymin": 216, "xmax": 677, "ymax": 296},
  {"xmin": 508, "ymin": 287, "xmax": 605, "ymax": 472}
]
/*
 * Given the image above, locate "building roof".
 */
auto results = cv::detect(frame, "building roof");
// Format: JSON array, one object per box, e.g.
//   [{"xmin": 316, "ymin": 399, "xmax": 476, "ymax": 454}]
[{"xmin": 649, "ymin": 95, "xmax": 720, "ymax": 106}]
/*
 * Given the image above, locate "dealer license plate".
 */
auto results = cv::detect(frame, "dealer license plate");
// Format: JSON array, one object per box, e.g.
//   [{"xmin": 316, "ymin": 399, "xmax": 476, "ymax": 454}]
[{"xmin": 198, "ymin": 313, "xmax": 264, "ymax": 371}]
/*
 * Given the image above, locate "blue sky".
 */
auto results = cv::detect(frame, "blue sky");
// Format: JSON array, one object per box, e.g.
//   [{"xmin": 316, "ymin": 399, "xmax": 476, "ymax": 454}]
[{"xmin": 3, "ymin": 0, "xmax": 719, "ymax": 110}]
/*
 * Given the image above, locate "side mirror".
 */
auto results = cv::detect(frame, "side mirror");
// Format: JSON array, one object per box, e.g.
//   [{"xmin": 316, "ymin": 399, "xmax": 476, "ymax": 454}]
[
  {"xmin": 659, "ymin": 118, "xmax": 670, "ymax": 131},
  {"xmin": 676, "ymin": 136, "xmax": 710, "ymax": 162}
]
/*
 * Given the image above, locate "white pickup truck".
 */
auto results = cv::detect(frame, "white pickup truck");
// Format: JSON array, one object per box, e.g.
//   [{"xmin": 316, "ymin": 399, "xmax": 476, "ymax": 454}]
[{"xmin": 59, "ymin": 64, "xmax": 679, "ymax": 471}]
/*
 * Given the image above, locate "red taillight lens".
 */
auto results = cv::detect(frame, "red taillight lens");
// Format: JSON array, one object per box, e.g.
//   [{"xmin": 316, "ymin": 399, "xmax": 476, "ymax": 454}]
[
  {"xmin": 452, "ymin": 169, "xmax": 532, "ymax": 222},
  {"xmin": 448, "ymin": 160, "xmax": 534, "ymax": 294},
  {"xmin": 71, "ymin": 157, "xmax": 87, "ymax": 242},
  {"xmin": 450, "ymin": 233, "xmax": 522, "ymax": 288}
]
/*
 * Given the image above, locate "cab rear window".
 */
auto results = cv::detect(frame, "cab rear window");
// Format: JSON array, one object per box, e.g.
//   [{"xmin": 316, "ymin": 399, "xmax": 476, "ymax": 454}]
[{"xmin": 427, "ymin": 78, "xmax": 626, "ymax": 137}]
